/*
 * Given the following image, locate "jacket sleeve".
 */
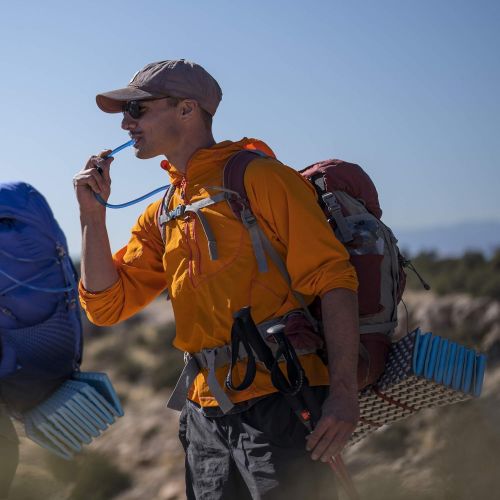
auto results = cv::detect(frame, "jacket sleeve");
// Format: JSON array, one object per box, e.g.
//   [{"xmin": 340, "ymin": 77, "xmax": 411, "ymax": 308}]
[
  {"xmin": 79, "ymin": 200, "xmax": 169, "ymax": 325},
  {"xmin": 244, "ymin": 158, "xmax": 358, "ymax": 298}
]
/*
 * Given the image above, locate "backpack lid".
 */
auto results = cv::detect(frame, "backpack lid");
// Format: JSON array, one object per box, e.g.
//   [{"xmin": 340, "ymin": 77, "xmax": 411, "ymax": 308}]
[
  {"xmin": 0, "ymin": 182, "xmax": 71, "ymax": 328},
  {"xmin": 0, "ymin": 182, "xmax": 67, "ymax": 249},
  {"xmin": 301, "ymin": 159, "xmax": 382, "ymax": 219}
]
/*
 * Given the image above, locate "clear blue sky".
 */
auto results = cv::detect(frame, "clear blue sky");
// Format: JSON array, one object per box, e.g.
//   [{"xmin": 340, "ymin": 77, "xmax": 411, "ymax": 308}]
[{"xmin": 1, "ymin": 0, "xmax": 499, "ymax": 257}]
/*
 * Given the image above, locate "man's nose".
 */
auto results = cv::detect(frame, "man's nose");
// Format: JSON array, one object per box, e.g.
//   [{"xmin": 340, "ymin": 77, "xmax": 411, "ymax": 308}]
[{"xmin": 121, "ymin": 113, "xmax": 137, "ymax": 130}]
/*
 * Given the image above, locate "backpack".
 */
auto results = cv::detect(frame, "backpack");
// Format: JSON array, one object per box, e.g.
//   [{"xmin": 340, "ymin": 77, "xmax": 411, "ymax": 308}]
[
  {"xmin": 0, "ymin": 181, "xmax": 83, "ymax": 416},
  {"xmin": 158, "ymin": 150, "xmax": 409, "ymax": 388},
  {"xmin": 222, "ymin": 152, "xmax": 408, "ymax": 386}
]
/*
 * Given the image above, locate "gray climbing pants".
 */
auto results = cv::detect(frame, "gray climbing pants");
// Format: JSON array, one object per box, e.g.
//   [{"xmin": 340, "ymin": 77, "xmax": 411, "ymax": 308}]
[{"xmin": 179, "ymin": 388, "xmax": 338, "ymax": 500}]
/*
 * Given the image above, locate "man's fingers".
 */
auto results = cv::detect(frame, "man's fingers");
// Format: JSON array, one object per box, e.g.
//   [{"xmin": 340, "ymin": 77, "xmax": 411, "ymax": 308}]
[
  {"xmin": 86, "ymin": 154, "xmax": 113, "ymax": 172},
  {"xmin": 76, "ymin": 175, "xmax": 101, "ymax": 194},
  {"xmin": 98, "ymin": 149, "xmax": 112, "ymax": 159},
  {"xmin": 306, "ymin": 418, "xmax": 356, "ymax": 461},
  {"xmin": 310, "ymin": 426, "xmax": 341, "ymax": 461},
  {"xmin": 319, "ymin": 426, "xmax": 353, "ymax": 462},
  {"xmin": 84, "ymin": 155, "xmax": 113, "ymax": 185},
  {"xmin": 73, "ymin": 169, "xmax": 106, "ymax": 194},
  {"xmin": 89, "ymin": 168, "xmax": 107, "ymax": 193},
  {"xmin": 101, "ymin": 158, "xmax": 113, "ymax": 183},
  {"xmin": 94, "ymin": 156, "xmax": 113, "ymax": 183},
  {"xmin": 305, "ymin": 418, "xmax": 331, "ymax": 452}
]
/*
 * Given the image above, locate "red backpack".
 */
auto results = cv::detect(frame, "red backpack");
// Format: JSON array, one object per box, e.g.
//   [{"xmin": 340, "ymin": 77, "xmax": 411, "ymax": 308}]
[{"xmin": 222, "ymin": 151, "xmax": 408, "ymax": 388}]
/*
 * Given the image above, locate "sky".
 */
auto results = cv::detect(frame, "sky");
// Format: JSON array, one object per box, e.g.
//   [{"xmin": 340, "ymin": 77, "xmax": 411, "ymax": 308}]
[{"xmin": 1, "ymin": 0, "xmax": 499, "ymax": 258}]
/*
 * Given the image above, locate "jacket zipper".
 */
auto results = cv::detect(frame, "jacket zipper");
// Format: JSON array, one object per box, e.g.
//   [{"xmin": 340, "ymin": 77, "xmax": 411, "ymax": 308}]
[{"xmin": 178, "ymin": 176, "xmax": 198, "ymax": 286}]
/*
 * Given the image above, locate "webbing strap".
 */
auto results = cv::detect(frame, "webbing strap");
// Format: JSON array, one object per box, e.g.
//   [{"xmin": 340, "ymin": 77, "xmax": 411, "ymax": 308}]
[
  {"xmin": 160, "ymin": 192, "xmax": 227, "ymax": 224},
  {"xmin": 321, "ymin": 192, "xmax": 354, "ymax": 243},
  {"xmin": 204, "ymin": 349, "xmax": 234, "ymax": 413},
  {"xmin": 166, "ymin": 315, "xmax": 319, "ymax": 412},
  {"xmin": 159, "ymin": 192, "xmax": 227, "ymax": 261},
  {"xmin": 382, "ymin": 222, "xmax": 401, "ymax": 327},
  {"xmin": 158, "ymin": 185, "xmax": 176, "ymax": 243},
  {"xmin": 190, "ymin": 207, "xmax": 219, "ymax": 260},
  {"xmin": 257, "ymin": 227, "xmax": 319, "ymax": 332},
  {"xmin": 166, "ymin": 356, "xmax": 200, "ymax": 411},
  {"xmin": 166, "ymin": 345, "xmax": 239, "ymax": 414},
  {"xmin": 241, "ymin": 209, "xmax": 269, "ymax": 273}
]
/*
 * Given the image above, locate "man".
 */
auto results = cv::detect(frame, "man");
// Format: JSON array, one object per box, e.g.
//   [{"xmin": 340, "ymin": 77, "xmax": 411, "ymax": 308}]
[{"xmin": 74, "ymin": 59, "xmax": 360, "ymax": 499}]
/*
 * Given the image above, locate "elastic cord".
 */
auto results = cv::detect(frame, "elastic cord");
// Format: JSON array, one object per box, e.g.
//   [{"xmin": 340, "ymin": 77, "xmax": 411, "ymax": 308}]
[{"xmin": 0, "ymin": 268, "xmax": 73, "ymax": 293}]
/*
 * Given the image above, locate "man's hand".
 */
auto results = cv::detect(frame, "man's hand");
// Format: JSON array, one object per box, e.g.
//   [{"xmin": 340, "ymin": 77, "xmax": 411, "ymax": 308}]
[
  {"xmin": 306, "ymin": 287, "xmax": 360, "ymax": 462},
  {"xmin": 73, "ymin": 151, "xmax": 113, "ymax": 213},
  {"xmin": 74, "ymin": 149, "xmax": 119, "ymax": 293},
  {"xmin": 305, "ymin": 389, "xmax": 359, "ymax": 462}
]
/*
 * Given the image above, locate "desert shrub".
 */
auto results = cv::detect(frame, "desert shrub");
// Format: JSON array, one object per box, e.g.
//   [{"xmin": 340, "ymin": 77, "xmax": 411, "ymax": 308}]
[
  {"xmin": 115, "ymin": 356, "xmax": 146, "ymax": 383},
  {"xmin": 69, "ymin": 451, "xmax": 132, "ymax": 500},
  {"xmin": 6, "ymin": 477, "xmax": 63, "ymax": 500},
  {"xmin": 150, "ymin": 351, "xmax": 185, "ymax": 389},
  {"xmin": 406, "ymin": 249, "xmax": 500, "ymax": 300},
  {"xmin": 44, "ymin": 453, "xmax": 79, "ymax": 483}
]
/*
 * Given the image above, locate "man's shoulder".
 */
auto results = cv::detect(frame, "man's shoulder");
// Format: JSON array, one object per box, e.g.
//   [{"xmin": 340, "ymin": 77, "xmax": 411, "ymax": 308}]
[{"xmin": 245, "ymin": 155, "xmax": 313, "ymax": 193}]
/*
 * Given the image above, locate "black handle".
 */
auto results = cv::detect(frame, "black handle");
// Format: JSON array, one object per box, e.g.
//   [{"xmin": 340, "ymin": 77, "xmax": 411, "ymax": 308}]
[{"xmin": 233, "ymin": 307, "xmax": 276, "ymax": 370}]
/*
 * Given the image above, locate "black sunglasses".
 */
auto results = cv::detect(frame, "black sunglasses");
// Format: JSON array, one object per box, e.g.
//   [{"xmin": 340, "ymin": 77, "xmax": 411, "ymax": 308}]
[
  {"xmin": 122, "ymin": 96, "xmax": 183, "ymax": 120},
  {"xmin": 122, "ymin": 100, "xmax": 148, "ymax": 120}
]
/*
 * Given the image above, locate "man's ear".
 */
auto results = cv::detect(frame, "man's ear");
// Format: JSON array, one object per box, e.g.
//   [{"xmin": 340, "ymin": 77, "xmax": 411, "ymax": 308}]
[{"xmin": 179, "ymin": 99, "xmax": 198, "ymax": 119}]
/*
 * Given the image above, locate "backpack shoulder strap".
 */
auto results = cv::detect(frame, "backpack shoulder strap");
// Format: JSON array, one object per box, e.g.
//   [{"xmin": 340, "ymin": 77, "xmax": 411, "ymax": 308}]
[
  {"xmin": 223, "ymin": 149, "xmax": 319, "ymax": 331},
  {"xmin": 223, "ymin": 149, "xmax": 271, "ymax": 273},
  {"xmin": 223, "ymin": 149, "xmax": 268, "ymax": 217},
  {"xmin": 157, "ymin": 184, "xmax": 177, "ymax": 244}
]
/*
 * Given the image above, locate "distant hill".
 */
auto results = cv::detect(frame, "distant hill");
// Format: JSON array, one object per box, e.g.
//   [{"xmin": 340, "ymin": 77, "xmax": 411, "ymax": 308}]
[{"xmin": 394, "ymin": 220, "xmax": 500, "ymax": 257}]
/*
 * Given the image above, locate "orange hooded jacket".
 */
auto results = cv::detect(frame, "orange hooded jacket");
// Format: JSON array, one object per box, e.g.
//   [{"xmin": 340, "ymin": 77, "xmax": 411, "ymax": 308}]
[{"xmin": 79, "ymin": 138, "xmax": 358, "ymax": 407}]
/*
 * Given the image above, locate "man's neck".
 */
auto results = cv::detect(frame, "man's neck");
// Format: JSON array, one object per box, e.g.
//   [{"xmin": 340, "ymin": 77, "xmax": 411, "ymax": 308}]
[{"xmin": 166, "ymin": 131, "xmax": 216, "ymax": 175}]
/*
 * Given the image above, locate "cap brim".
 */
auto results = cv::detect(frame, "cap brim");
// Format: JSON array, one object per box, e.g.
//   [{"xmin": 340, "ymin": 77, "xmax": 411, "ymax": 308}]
[{"xmin": 96, "ymin": 87, "xmax": 158, "ymax": 113}]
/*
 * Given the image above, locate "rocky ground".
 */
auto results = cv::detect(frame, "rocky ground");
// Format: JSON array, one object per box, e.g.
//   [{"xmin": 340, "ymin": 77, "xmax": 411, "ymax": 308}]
[{"xmin": 6, "ymin": 291, "xmax": 500, "ymax": 500}]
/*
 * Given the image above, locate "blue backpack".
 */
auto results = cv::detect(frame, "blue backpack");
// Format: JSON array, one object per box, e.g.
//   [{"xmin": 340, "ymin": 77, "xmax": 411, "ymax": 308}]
[{"xmin": 0, "ymin": 181, "xmax": 82, "ymax": 416}]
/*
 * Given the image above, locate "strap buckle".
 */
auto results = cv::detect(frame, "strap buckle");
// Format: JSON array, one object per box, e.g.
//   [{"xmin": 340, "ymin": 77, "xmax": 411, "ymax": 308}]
[
  {"xmin": 321, "ymin": 192, "xmax": 341, "ymax": 212},
  {"xmin": 240, "ymin": 207, "xmax": 257, "ymax": 227},
  {"xmin": 171, "ymin": 204, "xmax": 186, "ymax": 220},
  {"xmin": 160, "ymin": 204, "xmax": 187, "ymax": 226}
]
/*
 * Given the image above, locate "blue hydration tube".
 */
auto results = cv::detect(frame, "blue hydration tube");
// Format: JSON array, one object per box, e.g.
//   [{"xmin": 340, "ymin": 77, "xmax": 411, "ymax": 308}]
[{"xmin": 93, "ymin": 139, "xmax": 170, "ymax": 209}]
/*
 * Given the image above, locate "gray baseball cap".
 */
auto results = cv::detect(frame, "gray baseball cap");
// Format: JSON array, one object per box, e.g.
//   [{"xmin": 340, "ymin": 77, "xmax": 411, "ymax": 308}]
[{"xmin": 96, "ymin": 59, "xmax": 222, "ymax": 116}]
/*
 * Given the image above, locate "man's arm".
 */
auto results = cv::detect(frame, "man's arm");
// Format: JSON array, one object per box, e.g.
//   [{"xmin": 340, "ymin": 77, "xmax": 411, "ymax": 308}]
[
  {"xmin": 306, "ymin": 288, "xmax": 360, "ymax": 461},
  {"xmin": 73, "ymin": 151, "xmax": 119, "ymax": 292},
  {"xmin": 74, "ymin": 152, "xmax": 169, "ymax": 326},
  {"xmin": 243, "ymin": 158, "xmax": 360, "ymax": 458}
]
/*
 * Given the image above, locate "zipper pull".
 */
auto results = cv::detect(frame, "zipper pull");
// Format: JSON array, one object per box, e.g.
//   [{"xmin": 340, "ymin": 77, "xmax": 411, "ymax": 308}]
[{"xmin": 403, "ymin": 258, "xmax": 431, "ymax": 290}]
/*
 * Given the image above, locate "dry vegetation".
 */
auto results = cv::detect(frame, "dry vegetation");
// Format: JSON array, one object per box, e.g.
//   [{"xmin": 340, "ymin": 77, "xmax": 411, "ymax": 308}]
[{"xmin": 6, "ymin": 290, "xmax": 500, "ymax": 499}]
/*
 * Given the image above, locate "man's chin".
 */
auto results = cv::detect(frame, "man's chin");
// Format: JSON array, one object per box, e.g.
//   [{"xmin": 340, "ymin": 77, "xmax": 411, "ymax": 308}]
[{"xmin": 134, "ymin": 148, "xmax": 156, "ymax": 160}]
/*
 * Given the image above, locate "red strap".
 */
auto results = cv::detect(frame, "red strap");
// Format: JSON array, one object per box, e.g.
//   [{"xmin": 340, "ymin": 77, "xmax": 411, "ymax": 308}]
[{"xmin": 222, "ymin": 150, "xmax": 267, "ymax": 219}]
